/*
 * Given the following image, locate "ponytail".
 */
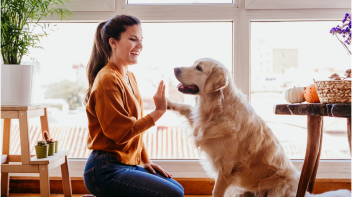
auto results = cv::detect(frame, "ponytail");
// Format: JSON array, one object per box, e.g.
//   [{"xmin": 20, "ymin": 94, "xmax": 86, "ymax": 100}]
[
  {"xmin": 84, "ymin": 15, "xmax": 140, "ymax": 105},
  {"xmin": 85, "ymin": 21, "xmax": 107, "ymax": 105}
]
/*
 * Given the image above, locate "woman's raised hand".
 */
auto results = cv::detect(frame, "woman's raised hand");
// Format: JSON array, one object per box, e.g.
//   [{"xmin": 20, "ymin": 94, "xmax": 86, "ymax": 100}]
[
  {"xmin": 149, "ymin": 80, "xmax": 166, "ymax": 122},
  {"xmin": 153, "ymin": 80, "xmax": 167, "ymax": 112}
]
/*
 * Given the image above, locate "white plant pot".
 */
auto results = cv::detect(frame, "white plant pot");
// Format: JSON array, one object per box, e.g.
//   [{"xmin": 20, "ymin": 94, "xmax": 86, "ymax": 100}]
[{"xmin": 1, "ymin": 64, "xmax": 34, "ymax": 106}]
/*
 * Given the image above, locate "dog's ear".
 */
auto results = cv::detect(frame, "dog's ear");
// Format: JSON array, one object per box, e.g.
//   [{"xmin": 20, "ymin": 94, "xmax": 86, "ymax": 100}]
[{"xmin": 204, "ymin": 65, "xmax": 228, "ymax": 93}]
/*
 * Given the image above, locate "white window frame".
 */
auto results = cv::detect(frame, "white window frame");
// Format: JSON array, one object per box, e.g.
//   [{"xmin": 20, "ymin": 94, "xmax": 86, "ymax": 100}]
[
  {"xmin": 53, "ymin": 0, "xmax": 116, "ymax": 11},
  {"xmin": 245, "ymin": 0, "xmax": 350, "ymax": 9},
  {"xmin": 34, "ymin": 0, "xmax": 351, "ymax": 179}
]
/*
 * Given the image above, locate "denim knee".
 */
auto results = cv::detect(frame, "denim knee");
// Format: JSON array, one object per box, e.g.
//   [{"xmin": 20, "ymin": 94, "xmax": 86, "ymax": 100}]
[{"xmin": 168, "ymin": 185, "xmax": 184, "ymax": 197}]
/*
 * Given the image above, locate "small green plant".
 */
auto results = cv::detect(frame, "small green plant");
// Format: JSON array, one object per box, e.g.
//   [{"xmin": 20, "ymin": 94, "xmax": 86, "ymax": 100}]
[
  {"xmin": 1, "ymin": 0, "xmax": 73, "ymax": 64},
  {"xmin": 36, "ymin": 140, "xmax": 47, "ymax": 146},
  {"xmin": 35, "ymin": 139, "xmax": 48, "ymax": 158},
  {"xmin": 43, "ymin": 131, "xmax": 54, "ymax": 144}
]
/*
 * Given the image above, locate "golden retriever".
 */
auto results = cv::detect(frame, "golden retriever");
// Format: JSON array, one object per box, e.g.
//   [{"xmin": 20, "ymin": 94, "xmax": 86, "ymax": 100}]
[{"xmin": 166, "ymin": 58, "xmax": 351, "ymax": 197}]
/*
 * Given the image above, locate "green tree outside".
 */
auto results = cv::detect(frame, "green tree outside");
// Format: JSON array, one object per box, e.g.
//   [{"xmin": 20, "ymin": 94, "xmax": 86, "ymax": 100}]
[{"xmin": 43, "ymin": 80, "xmax": 86, "ymax": 110}]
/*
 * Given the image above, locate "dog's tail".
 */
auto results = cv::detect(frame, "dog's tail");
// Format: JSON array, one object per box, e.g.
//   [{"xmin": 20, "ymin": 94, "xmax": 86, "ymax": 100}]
[{"xmin": 305, "ymin": 190, "xmax": 351, "ymax": 197}]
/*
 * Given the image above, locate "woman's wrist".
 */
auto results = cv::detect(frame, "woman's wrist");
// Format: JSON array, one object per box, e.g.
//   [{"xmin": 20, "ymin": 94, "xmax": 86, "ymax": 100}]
[{"xmin": 149, "ymin": 109, "xmax": 165, "ymax": 122}]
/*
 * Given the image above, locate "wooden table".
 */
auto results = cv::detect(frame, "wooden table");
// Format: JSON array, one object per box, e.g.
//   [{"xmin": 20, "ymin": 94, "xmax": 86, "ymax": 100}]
[
  {"xmin": 1, "ymin": 105, "xmax": 72, "ymax": 197},
  {"xmin": 274, "ymin": 103, "xmax": 351, "ymax": 197}
]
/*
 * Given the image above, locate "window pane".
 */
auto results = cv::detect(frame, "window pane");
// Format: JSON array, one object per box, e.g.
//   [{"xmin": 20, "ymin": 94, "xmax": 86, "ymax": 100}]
[
  {"xmin": 131, "ymin": 22, "xmax": 232, "ymax": 159},
  {"xmin": 15, "ymin": 22, "xmax": 232, "ymax": 159},
  {"xmin": 251, "ymin": 21, "xmax": 351, "ymax": 159},
  {"xmin": 128, "ymin": 0, "xmax": 232, "ymax": 4}
]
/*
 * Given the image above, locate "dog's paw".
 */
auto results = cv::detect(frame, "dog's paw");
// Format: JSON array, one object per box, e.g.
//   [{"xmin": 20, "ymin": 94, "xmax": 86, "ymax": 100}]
[
  {"xmin": 166, "ymin": 98, "xmax": 176, "ymax": 111},
  {"xmin": 234, "ymin": 192, "xmax": 254, "ymax": 197}
]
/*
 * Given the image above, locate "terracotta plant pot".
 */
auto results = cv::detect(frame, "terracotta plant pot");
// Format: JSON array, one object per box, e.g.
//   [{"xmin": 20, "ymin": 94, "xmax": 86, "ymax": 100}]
[
  {"xmin": 35, "ymin": 145, "xmax": 48, "ymax": 158},
  {"xmin": 54, "ymin": 140, "xmax": 58, "ymax": 153},
  {"xmin": 48, "ymin": 142, "xmax": 55, "ymax": 156}
]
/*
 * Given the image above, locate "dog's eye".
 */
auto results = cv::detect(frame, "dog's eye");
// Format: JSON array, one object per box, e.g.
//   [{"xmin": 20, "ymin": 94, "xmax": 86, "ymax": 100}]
[{"xmin": 196, "ymin": 65, "xmax": 202, "ymax": 71}]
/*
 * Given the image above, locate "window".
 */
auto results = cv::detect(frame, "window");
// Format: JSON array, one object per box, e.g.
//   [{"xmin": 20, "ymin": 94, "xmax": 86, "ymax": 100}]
[
  {"xmin": 131, "ymin": 22, "xmax": 232, "ymax": 159},
  {"xmin": 13, "ymin": 23, "xmax": 99, "ymax": 159},
  {"xmin": 8, "ymin": 0, "xmax": 350, "ymax": 178},
  {"xmin": 128, "ymin": 0, "xmax": 232, "ymax": 4},
  {"xmin": 251, "ymin": 21, "xmax": 351, "ymax": 159},
  {"xmin": 15, "ymin": 22, "xmax": 232, "ymax": 159}
]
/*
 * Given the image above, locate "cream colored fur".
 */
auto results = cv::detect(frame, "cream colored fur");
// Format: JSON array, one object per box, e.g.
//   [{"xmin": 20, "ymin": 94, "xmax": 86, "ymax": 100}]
[{"xmin": 167, "ymin": 58, "xmax": 351, "ymax": 197}]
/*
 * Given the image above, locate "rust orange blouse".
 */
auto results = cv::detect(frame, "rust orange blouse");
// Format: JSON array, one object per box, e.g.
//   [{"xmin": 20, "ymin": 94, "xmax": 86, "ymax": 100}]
[{"xmin": 85, "ymin": 62, "xmax": 155, "ymax": 165}]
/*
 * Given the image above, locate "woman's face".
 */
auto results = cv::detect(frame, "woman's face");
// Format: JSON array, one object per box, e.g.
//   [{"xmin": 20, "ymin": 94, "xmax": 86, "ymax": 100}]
[{"xmin": 111, "ymin": 24, "xmax": 143, "ymax": 66}]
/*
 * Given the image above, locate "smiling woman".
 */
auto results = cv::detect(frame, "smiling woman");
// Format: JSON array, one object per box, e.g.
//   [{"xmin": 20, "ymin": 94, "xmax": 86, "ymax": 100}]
[
  {"xmin": 106, "ymin": 24, "xmax": 143, "ymax": 68},
  {"xmin": 82, "ymin": 15, "xmax": 185, "ymax": 197}
]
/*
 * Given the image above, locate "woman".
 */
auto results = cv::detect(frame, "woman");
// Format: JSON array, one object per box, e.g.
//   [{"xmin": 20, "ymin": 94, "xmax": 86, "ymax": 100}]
[{"xmin": 83, "ymin": 15, "xmax": 184, "ymax": 197}]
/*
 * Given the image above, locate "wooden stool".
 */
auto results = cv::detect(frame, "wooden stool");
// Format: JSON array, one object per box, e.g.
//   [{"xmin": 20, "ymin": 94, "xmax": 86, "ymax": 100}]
[
  {"xmin": 1, "ymin": 104, "xmax": 72, "ymax": 197},
  {"xmin": 274, "ymin": 103, "xmax": 351, "ymax": 197}
]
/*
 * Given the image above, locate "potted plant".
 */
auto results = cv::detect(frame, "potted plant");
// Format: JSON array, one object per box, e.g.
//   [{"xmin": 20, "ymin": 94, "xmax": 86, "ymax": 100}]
[
  {"xmin": 55, "ymin": 139, "xmax": 59, "ymax": 153},
  {"xmin": 1, "ymin": 0, "xmax": 72, "ymax": 105},
  {"xmin": 35, "ymin": 140, "xmax": 48, "ymax": 158},
  {"xmin": 43, "ymin": 131, "xmax": 55, "ymax": 156}
]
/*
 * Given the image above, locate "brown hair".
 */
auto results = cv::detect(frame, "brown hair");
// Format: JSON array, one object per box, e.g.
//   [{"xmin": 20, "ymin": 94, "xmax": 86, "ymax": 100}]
[{"xmin": 84, "ymin": 15, "xmax": 140, "ymax": 104}]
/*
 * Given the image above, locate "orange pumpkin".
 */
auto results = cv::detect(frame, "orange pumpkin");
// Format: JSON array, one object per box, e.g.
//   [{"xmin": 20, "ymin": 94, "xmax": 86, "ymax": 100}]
[{"xmin": 304, "ymin": 84, "xmax": 320, "ymax": 103}]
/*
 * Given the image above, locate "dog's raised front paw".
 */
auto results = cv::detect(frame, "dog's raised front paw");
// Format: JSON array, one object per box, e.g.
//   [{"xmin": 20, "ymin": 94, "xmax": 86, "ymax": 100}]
[{"xmin": 166, "ymin": 98, "xmax": 176, "ymax": 110}]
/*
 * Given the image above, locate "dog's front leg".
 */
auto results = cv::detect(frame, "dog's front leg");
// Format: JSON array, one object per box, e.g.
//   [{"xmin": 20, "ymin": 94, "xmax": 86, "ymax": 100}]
[
  {"xmin": 167, "ymin": 98, "xmax": 194, "ymax": 127},
  {"xmin": 234, "ymin": 190, "xmax": 255, "ymax": 197},
  {"xmin": 213, "ymin": 173, "xmax": 231, "ymax": 197}
]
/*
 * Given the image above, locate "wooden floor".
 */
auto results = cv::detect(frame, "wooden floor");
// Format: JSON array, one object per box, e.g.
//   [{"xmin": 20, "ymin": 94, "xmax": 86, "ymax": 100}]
[{"xmin": 8, "ymin": 194, "xmax": 211, "ymax": 197}]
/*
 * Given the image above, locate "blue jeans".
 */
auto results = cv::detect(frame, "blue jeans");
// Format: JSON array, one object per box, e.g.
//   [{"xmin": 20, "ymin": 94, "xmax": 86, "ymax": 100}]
[{"xmin": 83, "ymin": 150, "xmax": 184, "ymax": 197}]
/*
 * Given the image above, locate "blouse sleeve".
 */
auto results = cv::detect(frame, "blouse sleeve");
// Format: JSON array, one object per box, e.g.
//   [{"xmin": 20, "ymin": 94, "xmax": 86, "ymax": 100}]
[{"xmin": 94, "ymin": 89, "xmax": 155, "ymax": 144}]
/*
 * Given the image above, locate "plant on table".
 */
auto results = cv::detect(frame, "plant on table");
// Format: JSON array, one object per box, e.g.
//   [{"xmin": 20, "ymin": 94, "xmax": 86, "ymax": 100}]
[
  {"xmin": 54, "ymin": 139, "xmax": 59, "ymax": 153},
  {"xmin": 35, "ymin": 140, "xmax": 48, "ymax": 158},
  {"xmin": 1, "ymin": 0, "xmax": 73, "ymax": 106},
  {"xmin": 43, "ymin": 131, "xmax": 55, "ymax": 156},
  {"xmin": 1, "ymin": 0, "xmax": 73, "ymax": 64}
]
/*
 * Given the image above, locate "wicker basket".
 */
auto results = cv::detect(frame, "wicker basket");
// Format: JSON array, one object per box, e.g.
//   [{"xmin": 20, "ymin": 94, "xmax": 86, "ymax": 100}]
[{"xmin": 314, "ymin": 79, "xmax": 351, "ymax": 103}]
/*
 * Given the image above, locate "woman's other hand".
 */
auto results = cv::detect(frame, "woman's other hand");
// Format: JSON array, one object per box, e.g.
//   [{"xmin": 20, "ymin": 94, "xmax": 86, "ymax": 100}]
[
  {"xmin": 149, "ymin": 80, "xmax": 166, "ymax": 122},
  {"xmin": 144, "ymin": 162, "xmax": 173, "ymax": 178}
]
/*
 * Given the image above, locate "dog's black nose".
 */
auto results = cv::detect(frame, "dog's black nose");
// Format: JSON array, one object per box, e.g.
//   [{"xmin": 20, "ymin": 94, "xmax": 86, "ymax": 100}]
[{"xmin": 174, "ymin": 67, "xmax": 181, "ymax": 76}]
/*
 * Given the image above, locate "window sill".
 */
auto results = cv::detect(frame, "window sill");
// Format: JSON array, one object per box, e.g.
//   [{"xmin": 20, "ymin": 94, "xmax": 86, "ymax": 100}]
[{"xmin": 8, "ymin": 159, "xmax": 351, "ymax": 179}]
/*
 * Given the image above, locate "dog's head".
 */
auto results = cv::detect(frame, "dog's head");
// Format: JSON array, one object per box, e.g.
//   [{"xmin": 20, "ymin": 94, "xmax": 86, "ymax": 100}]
[{"xmin": 174, "ymin": 58, "xmax": 229, "ymax": 95}]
